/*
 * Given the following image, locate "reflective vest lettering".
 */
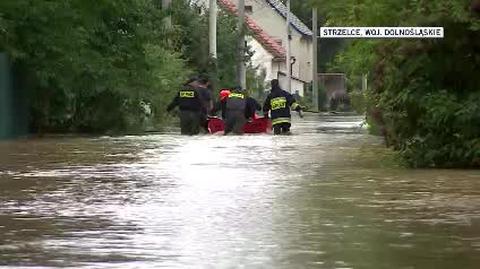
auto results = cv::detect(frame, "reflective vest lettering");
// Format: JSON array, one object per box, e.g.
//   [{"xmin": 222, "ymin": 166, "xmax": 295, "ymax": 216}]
[
  {"xmin": 229, "ymin": 93, "xmax": 245, "ymax": 99},
  {"xmin": 271, "ymin": 97, "xmax": 287, "ymax": 110},
  {"xmin": 179, "ymin": 91, "xmax": 195, "ymax": 98},
  {"xmin": 226, "ymin": 93, "xmax": 246, "ymax": 111}
]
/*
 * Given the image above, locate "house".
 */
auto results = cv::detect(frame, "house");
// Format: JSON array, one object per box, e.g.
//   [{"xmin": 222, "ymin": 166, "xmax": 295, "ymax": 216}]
[{"xmin": 200, "ymin": 0, "xmax": 314, "ymax": 96}]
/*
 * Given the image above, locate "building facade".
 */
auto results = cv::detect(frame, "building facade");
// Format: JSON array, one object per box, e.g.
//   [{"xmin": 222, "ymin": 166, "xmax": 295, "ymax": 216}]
[{"xmin": 201, "ymin": 0, "xmax": 313, "ymax": 96}]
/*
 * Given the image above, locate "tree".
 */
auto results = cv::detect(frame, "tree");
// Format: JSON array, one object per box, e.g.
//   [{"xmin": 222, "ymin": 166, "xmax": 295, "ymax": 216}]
[
  {"xmin": 0, "ymin": 0, "xmax": 189, "ymax": 133},
  {"xmin": 315, "ymin": 0, "xmax": 480, "ymax": 167}
]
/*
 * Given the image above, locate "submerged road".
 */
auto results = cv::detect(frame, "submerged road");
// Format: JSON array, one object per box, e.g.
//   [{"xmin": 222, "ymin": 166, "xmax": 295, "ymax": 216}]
[{"xmin": 0, "ymin": 114, "xmax": 479, "ymax": 268}]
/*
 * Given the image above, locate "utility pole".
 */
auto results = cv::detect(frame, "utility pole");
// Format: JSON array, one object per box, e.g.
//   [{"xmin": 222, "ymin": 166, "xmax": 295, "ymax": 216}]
[
  {"xmin": 286, "ymin": 0, "xmax": 292, "ymax": 93},
  {"xmin": 209, "ymin": 0, "xmax": 217, "ymax": 59},
  {"xmin": 162, "ymin": 0, "xmax": 172, "ymax": 28},
  {"xmin": 312, "ymin": 7, "xmax": 319, "ymax": 111},
  {"xmin": 237, "ymin": 0, "xmax": 246, "ymax": 89},
  {"xmin": 362, "ymin": 73, "xmax": 368, "ymax": 92}
]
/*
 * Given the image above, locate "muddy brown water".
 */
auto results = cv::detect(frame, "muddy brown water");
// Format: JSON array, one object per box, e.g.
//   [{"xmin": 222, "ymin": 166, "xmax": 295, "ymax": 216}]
[{"xmin": 0, "ymin": 114, "xmax": 479, "ymax": 268}]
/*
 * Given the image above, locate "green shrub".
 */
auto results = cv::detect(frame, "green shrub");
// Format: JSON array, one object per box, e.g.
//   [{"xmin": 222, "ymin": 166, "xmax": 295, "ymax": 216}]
[
  {"xmin": 318, "ymin": 0, "xmax": 480, "ymax": 167},
  {"xmin": 349, "ymin": 90, "xmax": 367, "ymax": 114}
]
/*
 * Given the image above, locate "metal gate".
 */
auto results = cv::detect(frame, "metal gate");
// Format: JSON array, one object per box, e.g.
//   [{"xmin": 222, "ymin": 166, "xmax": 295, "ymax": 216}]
[{"xmin": 317, "ymin": 73, "xmax": 348, "ymax": 110}]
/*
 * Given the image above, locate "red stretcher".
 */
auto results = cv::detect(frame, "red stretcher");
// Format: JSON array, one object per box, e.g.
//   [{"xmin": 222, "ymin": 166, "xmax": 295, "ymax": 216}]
[{"xmin": 207, "ymin": 116, "xmax": 271, "ymax": 134}]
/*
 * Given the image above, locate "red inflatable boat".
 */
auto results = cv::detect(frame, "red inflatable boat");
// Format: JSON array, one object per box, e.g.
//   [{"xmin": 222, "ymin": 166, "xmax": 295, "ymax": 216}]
[{"xmin": 207, "ymin": 116, "xmax": 271, "ymax": 134}]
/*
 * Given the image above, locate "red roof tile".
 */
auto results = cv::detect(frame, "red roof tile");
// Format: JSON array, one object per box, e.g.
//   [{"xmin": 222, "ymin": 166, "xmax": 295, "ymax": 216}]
[{"xmin": 217, "ymin": 0, "xmax": 286, "ymax": 60}]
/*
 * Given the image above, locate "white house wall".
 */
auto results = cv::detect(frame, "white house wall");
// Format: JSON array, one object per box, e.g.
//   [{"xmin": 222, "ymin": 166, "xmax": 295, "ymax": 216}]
[
  {"xmin": 248, "ymin": 37, "xmax": 274, "ymax": 80},
  {"xmin": 200, "ymin": 0, "xmax": 313, "ymax": 94},
  {"xmin": 278, "ymin": 73, "xmax": 305, "ymax": 97},
  {"xmin": 242, "ymin": 0, "xmax": 313, "ymax": 84}
]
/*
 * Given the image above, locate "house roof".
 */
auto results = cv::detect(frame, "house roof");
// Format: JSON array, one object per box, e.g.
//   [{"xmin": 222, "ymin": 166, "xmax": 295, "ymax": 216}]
[
  {"xmin": 265, "ymin": 0, "xmax": 313, "ymax": 37},
  {"xmin": 218, "ymin": 0, "xmax": 286, "ymax": 59}
]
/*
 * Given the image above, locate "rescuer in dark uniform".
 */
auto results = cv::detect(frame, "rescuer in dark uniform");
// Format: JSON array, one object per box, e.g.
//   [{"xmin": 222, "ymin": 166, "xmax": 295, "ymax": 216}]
[
  {"xmin": 245, "ymin": 92, "xmax": 262, "ymax": 120},
  {"xmin": 263, "ymin": 79, "xmax": 302, "ymax": 135},
  {"xmin": 166, "ymin": 78, "xmax": 203, "ymax": 135},
  {"xmin": 211, "ymin": 89, "xmax": 231, "ymax": 120},
  {"xmin": 213, "ymin": 89, "xmax": 260, "ymax": 121},
  {"xmin": 196, "ymin": 77, "xmax": 213, "ymax": 133},
  {"xmin": 225, "ymin": 86, "xmax": 247, "ymax": 135}
]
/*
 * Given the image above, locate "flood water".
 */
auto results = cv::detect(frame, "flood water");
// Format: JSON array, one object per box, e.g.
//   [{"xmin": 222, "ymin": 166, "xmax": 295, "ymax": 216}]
[{"xmin": 0, "ymin": 114, "xmax": 479, "ymax": 268}]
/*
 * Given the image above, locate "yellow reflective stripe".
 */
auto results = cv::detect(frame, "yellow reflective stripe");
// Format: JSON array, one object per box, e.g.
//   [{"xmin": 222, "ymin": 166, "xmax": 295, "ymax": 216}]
[
  {"xmin": 272, "ymin": 117, "xmax": 291, "ymax": 125},
  {"xmin": 291, "ymin": 102, "xmax": 300, "ymax": 110},
  {"xmin": 229, "ymin": 93, "xmax": 244, "ymax": 99},
  {"xmin": 179, "ymin": 91, "xmax": 195, "ymax": 98}
]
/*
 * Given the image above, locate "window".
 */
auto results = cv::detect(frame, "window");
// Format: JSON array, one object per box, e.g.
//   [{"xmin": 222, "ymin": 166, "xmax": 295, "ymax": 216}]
[{"xmin": 245, "ymin": 5, "xmax": 253, "ymax": 14}]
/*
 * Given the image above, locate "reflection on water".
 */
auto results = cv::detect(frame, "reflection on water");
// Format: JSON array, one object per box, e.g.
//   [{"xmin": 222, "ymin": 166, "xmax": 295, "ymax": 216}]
[{"xmin": 0, "ymin": 114, "xmax": 479, "ymax": 268}]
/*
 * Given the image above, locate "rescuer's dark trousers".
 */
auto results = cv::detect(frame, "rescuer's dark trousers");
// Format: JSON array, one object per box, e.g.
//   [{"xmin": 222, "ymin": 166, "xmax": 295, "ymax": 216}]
[
  {"xmin": 225, "ymin": 110, "xmax": 246, "ymax": 135},
  {"xmin": 200, "ymin": 110, "xmax": 209, "ymax": 133},
  {"xmin": 179, "ymin": 110, "xmax": 201, "ymax": 135},
  {"xmin": 273, "ymin": 122, "xmax": 291, "ymax": 135}
]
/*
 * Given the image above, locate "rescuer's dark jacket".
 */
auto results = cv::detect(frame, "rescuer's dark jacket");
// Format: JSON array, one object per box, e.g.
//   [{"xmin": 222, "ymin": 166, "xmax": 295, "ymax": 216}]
[
  {"xmin": 167, "ymin": 85, "xmax": 202, "ymax": 112},
  {"xmin": 226, "ymin": 92, "xmax": 247, "ymax": 112},
  {"xmin": 263, "ymin": 86, "xmax": 301, "ymax": 126},
  {"xmin": 245, "ymin": 97, "xmax": 262, "ymax": 119},
  {"xmin": 225, "ymin": 90, "xmax": 247, "ymax": 134},
  {"xmin": 212, "ymin": 99, "xmax": 227, "ymax": 119}
]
